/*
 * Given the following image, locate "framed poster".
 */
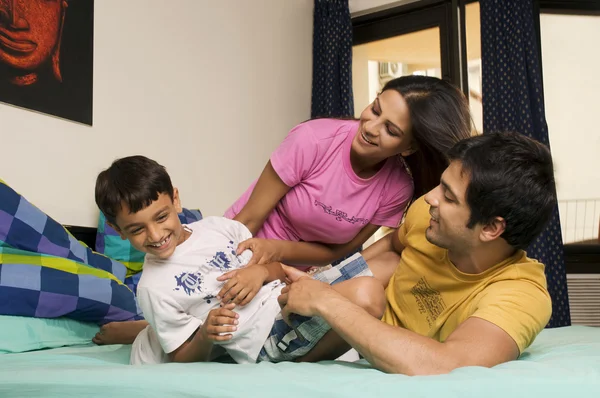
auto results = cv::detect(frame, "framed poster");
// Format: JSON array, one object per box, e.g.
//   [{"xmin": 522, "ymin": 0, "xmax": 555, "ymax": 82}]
[{"xmin": 0, "ymin": 0, "xmax": 94, "ymax": 125}]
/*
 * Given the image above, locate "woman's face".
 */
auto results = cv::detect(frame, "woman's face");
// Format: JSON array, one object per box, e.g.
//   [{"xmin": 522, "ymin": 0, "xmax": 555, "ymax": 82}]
[{"xmin": 353, "ymin": 89, "xmax": 415, "ymax": 163}]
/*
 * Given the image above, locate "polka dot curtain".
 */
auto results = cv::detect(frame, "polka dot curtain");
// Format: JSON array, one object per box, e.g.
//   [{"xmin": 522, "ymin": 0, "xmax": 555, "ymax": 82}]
[
  {"xmin": 480, "ymin": 0, "xmax": 570, "ymax": 327},
  {"xmin": 311, "ymin": 0, "xmax": 354, "ymax": 118}
]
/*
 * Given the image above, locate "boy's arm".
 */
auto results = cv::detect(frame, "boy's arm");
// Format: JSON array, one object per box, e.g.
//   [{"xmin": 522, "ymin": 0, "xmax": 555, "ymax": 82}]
[
  {"xmin": 255, "ymin": 262, "xmax": 286, "ymax": 283},
  {"xmin": 168, "ymin": 327, "xmax": 214, "ymax": 363},
  {"xmin": 216, "ymin": 262, "xmax": 285, "ymax": 306},
  {"xmin": 168, "ymin": 303, "xmax": 239, "ymax": 363}
]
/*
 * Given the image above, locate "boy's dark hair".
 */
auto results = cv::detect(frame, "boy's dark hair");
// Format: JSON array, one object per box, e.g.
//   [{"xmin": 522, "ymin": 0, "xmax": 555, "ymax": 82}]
[
  {"xmin": 95, "ymin": 155, "xmax": 174, "ymax": 226},
  {"xmin": 448, "ymin": 132, "xmax": 556, "ymax": 250}
]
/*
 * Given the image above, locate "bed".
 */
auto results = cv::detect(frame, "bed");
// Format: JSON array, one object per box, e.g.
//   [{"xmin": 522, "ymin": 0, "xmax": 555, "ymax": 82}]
[
  {"xmin": 1, "ymin": 325, "xmax": 599, "ymax": 398},
  {"xmin": 1, "ymin": 181, "xmax": 599, "ymax": 397}
]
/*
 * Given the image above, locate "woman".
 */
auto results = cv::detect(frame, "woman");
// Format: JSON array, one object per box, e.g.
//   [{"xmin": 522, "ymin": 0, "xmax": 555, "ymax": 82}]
[
  {"xmin": 93, "ymin": 75, "xmax": 472, "ymax": 345},
  {"xmin": 226, "ymin": 75, "xmax": 472, "ymax": 269}
]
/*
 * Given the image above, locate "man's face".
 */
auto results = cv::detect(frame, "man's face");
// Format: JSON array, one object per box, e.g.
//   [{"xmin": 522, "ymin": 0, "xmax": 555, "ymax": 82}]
[
  {"xmin": 424, "ymin": 160, "xmax": 479, "ymax": 252},
  {"xmin": 112, "ymin": 190, "xmax": 187, "ymax": 260},
  {"xmin": 0, "ymin": 0, "xmax": 64, "ymax": 71}
]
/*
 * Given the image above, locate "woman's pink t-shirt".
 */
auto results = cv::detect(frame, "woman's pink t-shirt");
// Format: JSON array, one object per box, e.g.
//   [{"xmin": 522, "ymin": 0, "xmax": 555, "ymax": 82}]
[{"xmin": 225, "ymin": 119, "xmax": 413, "ymax": 245}]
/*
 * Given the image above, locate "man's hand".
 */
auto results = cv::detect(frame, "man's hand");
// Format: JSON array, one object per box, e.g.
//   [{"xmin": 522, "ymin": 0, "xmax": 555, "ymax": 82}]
[
  {"xmin": 277, "ymin": 277, "xmax": 336, "ymax": 325},
  {"xmin": 281, "ymin": 264, "xmax": 311, "ymax": 284},
  {"xmin": 199, "ymin": 303, "xmax": 239, "ymax": 342},
  {"xmin": 217, "ymin": 265, "xmax": 268, "ymax": 306},
  {"xmin": 236, "ymin": 238, "xmax": 282, "ymax": 266}
]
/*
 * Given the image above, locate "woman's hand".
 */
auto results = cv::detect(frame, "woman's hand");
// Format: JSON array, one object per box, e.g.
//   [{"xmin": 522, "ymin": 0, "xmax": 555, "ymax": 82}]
[{"xmin": 236, "ymin": 238, "xmax": 283, "ymax": 266}]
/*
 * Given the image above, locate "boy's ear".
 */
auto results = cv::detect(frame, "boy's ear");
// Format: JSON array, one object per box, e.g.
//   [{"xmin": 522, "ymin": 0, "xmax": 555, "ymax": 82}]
[
  {"xmin": 479, "ymin": 217, "xmax": 506, "ymax": 243},
  {"xmin": 173, "ymin": 187, "xmax": 183, "ymax": 213},
  {"xmin": 108, "ymin": 222, "xmax": 128, "ymax": 240}
]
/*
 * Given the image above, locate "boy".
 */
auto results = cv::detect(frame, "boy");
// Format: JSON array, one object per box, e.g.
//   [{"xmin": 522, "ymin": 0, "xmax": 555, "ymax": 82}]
[{"xmin": 95, "ymin": 155, "xmax": 383, "ymax": 365}]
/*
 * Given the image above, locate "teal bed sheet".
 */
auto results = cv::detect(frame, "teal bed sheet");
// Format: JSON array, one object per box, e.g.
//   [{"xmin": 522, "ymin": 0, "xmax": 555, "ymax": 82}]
[{"xmin": 1, "ymin": 326, "xmax": 599, "ymax": 398}]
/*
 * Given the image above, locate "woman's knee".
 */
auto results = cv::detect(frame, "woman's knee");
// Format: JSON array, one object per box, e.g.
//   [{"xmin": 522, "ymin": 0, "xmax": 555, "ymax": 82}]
[{"xmin": 367, "ymin": 251, "xmax": 400, "ymax": 288}]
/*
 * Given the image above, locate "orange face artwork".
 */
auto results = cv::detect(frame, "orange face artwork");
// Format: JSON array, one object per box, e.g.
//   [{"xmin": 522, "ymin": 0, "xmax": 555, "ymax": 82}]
[{"xmin": 0, "ymin": 0, "xmax": 67, "ymax": 85}]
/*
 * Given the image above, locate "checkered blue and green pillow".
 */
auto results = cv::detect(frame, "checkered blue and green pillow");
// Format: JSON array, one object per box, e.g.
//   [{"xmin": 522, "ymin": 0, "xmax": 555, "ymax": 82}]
[
  {"xmin": 95, "ymin": 208, "xmax": 202, "ymax": 277},
  {"xmin": 0, "ymin": 178, "xmax": 142, "ymax": 325}
]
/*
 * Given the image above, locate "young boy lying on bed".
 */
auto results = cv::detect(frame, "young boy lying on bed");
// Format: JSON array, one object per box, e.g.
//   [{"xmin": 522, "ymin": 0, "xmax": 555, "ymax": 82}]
[{"xmin": 95, "ymin": 156, "xmax": 383, "ymax": 365}]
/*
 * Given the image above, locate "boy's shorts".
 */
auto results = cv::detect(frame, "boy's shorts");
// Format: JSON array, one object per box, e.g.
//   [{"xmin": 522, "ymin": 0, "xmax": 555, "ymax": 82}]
[{"xmin": 258, "ymin": 253, "xmax": 372, "ymax": 362}]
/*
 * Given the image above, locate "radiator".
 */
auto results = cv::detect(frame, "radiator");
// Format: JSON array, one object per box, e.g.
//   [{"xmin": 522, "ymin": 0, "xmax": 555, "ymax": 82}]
[{"xmin": 567, "ymin": 273, "xmax": 600, "ymax": 327}]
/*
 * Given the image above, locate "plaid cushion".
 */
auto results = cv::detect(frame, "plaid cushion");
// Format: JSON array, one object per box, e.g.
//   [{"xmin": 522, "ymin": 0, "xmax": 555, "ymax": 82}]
[
  {"xmin": 0, "ymin": 180, "xmax": 126, "ymax": 281},
  {"xmin": 0, "ymin": 178, "xmax": 141, "ymax": 325},
  {"xmin": 95, "ymin": 208, "xmax": 202, "ymax": 281}
]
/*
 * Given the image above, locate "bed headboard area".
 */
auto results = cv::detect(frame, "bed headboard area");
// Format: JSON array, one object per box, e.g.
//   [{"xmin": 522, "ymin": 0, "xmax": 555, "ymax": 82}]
[{"xmin": 64, "ymin": 225, "xmax": 98, "ymax": 252}]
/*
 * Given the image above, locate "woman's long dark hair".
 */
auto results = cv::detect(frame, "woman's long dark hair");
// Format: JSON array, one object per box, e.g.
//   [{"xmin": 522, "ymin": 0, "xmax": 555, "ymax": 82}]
[{"xmin": 382, "ymin": 76, "xmax": 472, "ymax": 198}]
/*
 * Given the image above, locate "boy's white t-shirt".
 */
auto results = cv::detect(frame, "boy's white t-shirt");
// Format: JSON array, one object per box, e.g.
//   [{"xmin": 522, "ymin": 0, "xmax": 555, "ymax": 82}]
[{"xmin": 132, "ymin": 216, "xmax": 283, "ymax": 364}]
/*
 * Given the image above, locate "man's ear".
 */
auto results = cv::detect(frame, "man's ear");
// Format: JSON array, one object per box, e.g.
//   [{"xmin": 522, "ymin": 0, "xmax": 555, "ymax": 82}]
[
  {"xmin": 479, "ymin": 217, "xmax": 506, "ymax": 243},
  {"xmin": 108, "ymin": 222, "xmax": 127, "ymax": 240},
  {"xmin": 173, "ymin": 187, "xmax": 183, "ymax": 213}
]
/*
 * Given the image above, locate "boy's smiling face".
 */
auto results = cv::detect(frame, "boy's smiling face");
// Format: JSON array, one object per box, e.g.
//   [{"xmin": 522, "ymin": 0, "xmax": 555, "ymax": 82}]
[{"xmin": 111, "ymin": 189, "xmax": 188, "ymax": 260}]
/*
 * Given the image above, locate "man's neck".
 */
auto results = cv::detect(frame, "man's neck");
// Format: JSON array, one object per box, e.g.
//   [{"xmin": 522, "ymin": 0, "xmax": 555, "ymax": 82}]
[{"xmin": 448, "ymin": 241, "xmax": 517, "ymax": 275}]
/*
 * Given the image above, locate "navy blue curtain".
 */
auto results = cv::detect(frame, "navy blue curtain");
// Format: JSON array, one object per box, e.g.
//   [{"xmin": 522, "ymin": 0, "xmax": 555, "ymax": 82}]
[
  {"xmin": 481, "ymin": 0, "xmax": 570, "ymax": 327},
  {"xmin": 311, "ymin": 0, "xmax": 354, "ymax": 118}
]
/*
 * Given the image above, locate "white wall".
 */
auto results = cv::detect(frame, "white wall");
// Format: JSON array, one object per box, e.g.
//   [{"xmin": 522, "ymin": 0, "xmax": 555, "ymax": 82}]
[
  {"xmin": 349, "ymin": 0, "xmax": 418, "ymax": 17},
  {"xmin": 0, "ymin": 0, "xmax": 313, "ymax": 227},
  {"xmin": 352, "ymin": 45, "xmax": 375, "ymax": 117},
  {"xmin": 541, "ymin": 13, "xmax": 600, "ymax": 242}
]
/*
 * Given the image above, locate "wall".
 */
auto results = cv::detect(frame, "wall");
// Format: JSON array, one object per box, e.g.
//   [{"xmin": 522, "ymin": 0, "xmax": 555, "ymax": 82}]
[
  {"xmin": 352, "ymin": 46, "xmax": 380, "ymax": 117},
  {"xmin": 0, "ymin": 0, "xmax": 313, "ymax": 227},
  {"xmin": 541, "ymin": 13, "xmax": 600, "ymax": 241},
  {"xmin": 349, "ymin": 0, "xmax": 418, "ymax": 17}
]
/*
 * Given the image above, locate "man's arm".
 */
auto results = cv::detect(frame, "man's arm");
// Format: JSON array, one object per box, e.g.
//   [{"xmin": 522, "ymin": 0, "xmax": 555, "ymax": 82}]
[{"xmin": 279, "ymin": 279, "xmax": 518, "ymax": 375}]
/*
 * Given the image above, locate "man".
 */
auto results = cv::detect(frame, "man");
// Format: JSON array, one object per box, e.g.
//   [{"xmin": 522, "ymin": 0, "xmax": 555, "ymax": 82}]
[{"xmin": 278, "ymin": 132, "xmax": 555, "ymax": 375}]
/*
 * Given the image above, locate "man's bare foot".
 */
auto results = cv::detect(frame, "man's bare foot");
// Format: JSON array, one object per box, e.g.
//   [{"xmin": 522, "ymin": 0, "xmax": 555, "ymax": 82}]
[{"xmin": 92, "ymin": 320, "xmax": 149, "ymax": 345}]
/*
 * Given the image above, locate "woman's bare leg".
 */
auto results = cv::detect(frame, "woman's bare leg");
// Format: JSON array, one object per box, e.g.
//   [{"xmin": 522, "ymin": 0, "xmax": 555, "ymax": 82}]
[{"xmin": 366, "ymin": 250, "xmax": 400, "ymax": 288}]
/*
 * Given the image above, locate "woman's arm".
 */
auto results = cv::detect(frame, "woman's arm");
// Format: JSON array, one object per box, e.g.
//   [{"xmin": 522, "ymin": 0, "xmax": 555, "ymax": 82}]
[
  {"xmin": 233, "ymin": 161, "xmax": 291, "ymax": 235},
  {"xmin": 361, "ymin": 227, "xmax": 405, "ymax": 261},
  {"xmin": 240, "ymin": 223, "xmax": 380, "ymax": 266}
]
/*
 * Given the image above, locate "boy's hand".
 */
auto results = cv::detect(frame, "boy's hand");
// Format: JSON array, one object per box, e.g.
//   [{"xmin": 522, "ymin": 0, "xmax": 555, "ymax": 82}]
[
  {"xmin": 200, "ymin": 303, "xmax": 239, "ymax": 342},
  {"xmin": 216, "ymin": 265, "xmax": 268, "ymax": 306}
]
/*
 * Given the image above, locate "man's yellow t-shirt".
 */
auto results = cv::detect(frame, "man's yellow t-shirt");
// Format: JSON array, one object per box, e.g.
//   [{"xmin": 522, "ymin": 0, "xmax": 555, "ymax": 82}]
[{"xmin": 382, "ymin": 197, "xmax": 552, "ymax": 353}]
